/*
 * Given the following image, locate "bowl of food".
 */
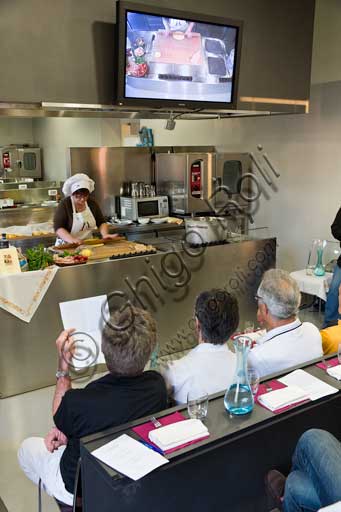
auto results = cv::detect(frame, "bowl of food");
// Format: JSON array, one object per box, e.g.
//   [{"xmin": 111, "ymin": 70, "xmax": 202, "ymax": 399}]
[
  {"xmin": 137, "ymin": 218, "xmax": 150, "ymax": 225},
  {"xmin": 151, "ymin": 218, "xmax": 168, "ymax": 224}
]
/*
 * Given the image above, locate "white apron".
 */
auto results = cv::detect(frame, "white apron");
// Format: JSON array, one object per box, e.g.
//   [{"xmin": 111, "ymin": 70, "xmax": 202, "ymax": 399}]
[{"xmin": 55, "ymin": 199, "xmax": 97, "ymax": 246}]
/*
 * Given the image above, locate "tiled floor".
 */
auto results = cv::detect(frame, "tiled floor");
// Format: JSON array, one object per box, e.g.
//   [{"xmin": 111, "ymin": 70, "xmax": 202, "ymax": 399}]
[
  {"xmin": 0, "ymin": 385, "xmax": 58, "ymax": 512},
  {"xmin": 0, "ymin": 308, "xmax": 323, "ymax": 512},
  {"xmin": 0, "ymin": 372, "xmax": 107, "ymax": 512}
]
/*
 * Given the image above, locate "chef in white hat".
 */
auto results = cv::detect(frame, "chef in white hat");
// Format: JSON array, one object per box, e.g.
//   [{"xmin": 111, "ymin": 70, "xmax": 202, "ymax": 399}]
[{"xmin": 53, "ymin": 173, "xmax": 117, "ymax": 246}]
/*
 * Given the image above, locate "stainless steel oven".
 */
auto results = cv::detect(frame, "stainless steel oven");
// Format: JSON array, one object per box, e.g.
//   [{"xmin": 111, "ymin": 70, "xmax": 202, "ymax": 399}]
[
  {"xmin": 0, "ymin": 145, "xmax": 42, "ymax": 179},
  {"xmin": 155, "ymin": 152, "xmax": 214, "ymax": 215},
  {"xmin": 213, "ymin": 152, "xmax": 252, "ymax": 213},
  {"xmin": 155, "ymin": 151, "xmax": 251, "ymax": 215}
]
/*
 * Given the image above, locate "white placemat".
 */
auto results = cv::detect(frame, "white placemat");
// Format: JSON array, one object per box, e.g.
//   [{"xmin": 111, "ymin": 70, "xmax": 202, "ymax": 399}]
[{"xmin": 0, "ymin": 266, "xmax": 58, "ymax": 322}]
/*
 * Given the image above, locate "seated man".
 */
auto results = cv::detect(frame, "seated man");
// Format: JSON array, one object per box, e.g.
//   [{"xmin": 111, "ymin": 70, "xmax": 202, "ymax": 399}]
[
  {"xmin": 163, "ymin": 289, "xmax": 239, "ymax": 404},
  {"xmin": 266, "ymin": 429, "xmax": 341, "ymax": 511},
  {"xmin": 18, "ymin": 307, "xmax": 167, "ymax": 506},
  {"xmin": 248, "ymin": 269, "xmax": 323, "ymax": 378},
  {"xmin": 320, "ymin": 284, "xmax": 341, "ymax": 354}
]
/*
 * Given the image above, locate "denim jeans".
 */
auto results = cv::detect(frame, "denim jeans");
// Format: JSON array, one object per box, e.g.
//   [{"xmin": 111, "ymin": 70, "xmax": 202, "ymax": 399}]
[
  {"xmin": 323, "ymin": 264, "xmax": 341, "ymax": 328},
  {"xmin": 283, "ymin": 429, "xmax": 341, "ymax": 512}
]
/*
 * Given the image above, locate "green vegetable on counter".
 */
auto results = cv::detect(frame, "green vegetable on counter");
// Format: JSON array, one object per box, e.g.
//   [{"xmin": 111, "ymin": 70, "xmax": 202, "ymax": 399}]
[{"xmin": 26, "ymin": 245, "xmax": 54, "ymax": 271}]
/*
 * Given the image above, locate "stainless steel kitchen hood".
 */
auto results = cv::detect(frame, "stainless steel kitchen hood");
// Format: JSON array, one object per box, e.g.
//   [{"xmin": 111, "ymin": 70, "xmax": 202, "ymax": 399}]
[{"xmin": 0, "ymin": 100, "xmax": 308, "ymax": 119}]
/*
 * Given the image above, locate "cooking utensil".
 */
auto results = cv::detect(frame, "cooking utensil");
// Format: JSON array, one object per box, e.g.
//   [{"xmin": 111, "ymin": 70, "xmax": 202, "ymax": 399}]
[
  {"xmin": 185, "ymin": 217, "xmax": 230, "ymax": 245},
  {"xmin": 138, "ymin": 181, "xmax": 145, "ymax": 197},
  {"xmin": 121, "ymin": 181, "xmax": 132, "ymax": 196},
  {"xmin": 150, "ymin": 416, "xmax": 162, "ymax": 428},
  {"xmin": 131, "ymin": 182, "xmax": 139, "ymax": 198}
]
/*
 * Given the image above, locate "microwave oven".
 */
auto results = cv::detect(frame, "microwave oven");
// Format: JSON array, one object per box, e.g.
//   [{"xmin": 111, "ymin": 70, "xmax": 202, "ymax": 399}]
[{"xmin": 119, "ymin": 196, "xmax": 169, "ymax": 221}]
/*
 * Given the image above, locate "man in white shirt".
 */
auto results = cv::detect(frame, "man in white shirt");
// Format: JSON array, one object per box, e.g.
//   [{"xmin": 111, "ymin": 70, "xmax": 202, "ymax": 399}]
[
  {"xmin": 163, "ymin": 289, "xmax": 239, "ymax": 404},
  {"xmin": 248, "ymin": 269, "xmax": 323, "ymax": 378}
]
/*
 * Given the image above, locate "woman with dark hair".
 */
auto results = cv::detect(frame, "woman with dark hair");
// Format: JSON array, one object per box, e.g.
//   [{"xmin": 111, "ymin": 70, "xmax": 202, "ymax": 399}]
[{"xmin": 54, "ymin": 173, "xmax": 118, "ymax": 246}]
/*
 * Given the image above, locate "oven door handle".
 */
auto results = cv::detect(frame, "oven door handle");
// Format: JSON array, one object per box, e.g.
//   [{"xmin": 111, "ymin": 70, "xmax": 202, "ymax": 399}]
[{"xmin": 213, "ymin": 176, "xmax": 222, "ymax": 188}]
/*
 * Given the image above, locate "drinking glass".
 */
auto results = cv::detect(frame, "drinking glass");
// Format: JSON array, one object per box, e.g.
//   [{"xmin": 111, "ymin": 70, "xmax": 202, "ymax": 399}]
[
  {"xmin": 247, "ymin": 368, "xmax": 260, "ymax": 397},
  {"xmin": 187, "ymin": 390, "xmax": 209, "ymax": 420},
  {"xmin": 244, "ymin": 321, "xmax": 255, "ymax": 334},
  {"xmin": 338, "ymin": 343, "xmax": 341, "ymax": 365}
]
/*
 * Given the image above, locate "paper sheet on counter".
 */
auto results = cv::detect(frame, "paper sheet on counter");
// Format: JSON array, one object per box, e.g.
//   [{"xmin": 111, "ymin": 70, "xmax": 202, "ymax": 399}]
[
  {"xmin": 92, "ymin": 434, "xmax": 168, "ymax": 480},
  {"xmin": 279, "ymin": 369, "xmax": 338, "ymax": 401},
  {"xmin": 59, "ymin": 295, "xmax": 108, "ymax": 369}
]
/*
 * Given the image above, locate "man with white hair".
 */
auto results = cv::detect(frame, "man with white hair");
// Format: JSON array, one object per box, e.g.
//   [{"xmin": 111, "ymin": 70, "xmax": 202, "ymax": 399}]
[{"xmin": 248, "ymin": 269, "xmax": 323, "ymax": 378}]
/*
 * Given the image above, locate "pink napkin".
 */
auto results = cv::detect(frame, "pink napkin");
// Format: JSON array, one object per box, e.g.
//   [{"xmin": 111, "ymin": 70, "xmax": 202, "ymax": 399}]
[
  {"xmin": 132, "ymin": 411, "xmax": 209, "ymax": 454},
  {"xmin": 256, "ymin": 380, "xmax": 310, "ymax": 414},
  {"xmin": 316, "ymin": 357, "xmax": 339, "ymax": 370}
]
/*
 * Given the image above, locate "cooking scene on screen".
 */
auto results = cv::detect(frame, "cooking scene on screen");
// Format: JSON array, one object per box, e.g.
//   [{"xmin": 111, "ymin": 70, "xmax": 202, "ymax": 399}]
[{"xmin": 124, "ymin": 11, "xmax": 238, "ymax": 103}]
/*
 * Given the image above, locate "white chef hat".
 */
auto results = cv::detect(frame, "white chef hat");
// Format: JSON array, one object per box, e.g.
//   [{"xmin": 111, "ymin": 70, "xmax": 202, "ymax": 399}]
[{"xmin": 62, "ymin": 173, "xmax": 95, "ymax": 197}]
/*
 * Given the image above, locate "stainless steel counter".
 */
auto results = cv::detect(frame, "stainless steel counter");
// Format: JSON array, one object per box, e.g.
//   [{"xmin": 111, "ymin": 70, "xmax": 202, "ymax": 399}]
[
  {"xmin": 8, "ymin": 222, "xmax": 185, "ymax": 251},
  {"xmin": 0, "ymin": 205, "xmax": 57, "ymax": 228},
  {"xmin": 0, "ymin": 237, "xmax": 276, "ymax": 398}
]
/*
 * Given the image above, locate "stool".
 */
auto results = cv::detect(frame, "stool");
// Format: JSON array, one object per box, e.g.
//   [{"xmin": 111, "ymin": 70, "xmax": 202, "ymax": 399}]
[
  {"xmin": 54, "ymin": 499, "xmax": 73, "ymax": 512},
  {"xmin": 38, "ymin": 458, "xmax": 82, "ymax": 511},
  {"xmin": 55, "ymin": 497, "xmax": 82, "ymax": 512}
]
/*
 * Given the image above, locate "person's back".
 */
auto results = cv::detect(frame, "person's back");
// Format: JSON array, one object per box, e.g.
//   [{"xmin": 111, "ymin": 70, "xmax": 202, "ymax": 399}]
[
  {"xmin": 248, "ymin": 320, "xmax": 322, "ymax": 378},
  {"xmin": 55, "ymin": 369, "xmax": 166, "ymax": 493},
  {"xmin": 248, "ymin": 269, "xmax": 323, "ymax": 378},
  {"xmin": 163, "ymin": 289, "xmax": 239, "ymax": 404},
  {"xmin": 320, "ymin": 285, "xmax": 341, "ymax": 354},
  {"xmin": 320, "ymin": 321, "xmax": 341, "ymax": 355},
  {"xmin": 18, "ymin": 306, "xmax": 167, "ymax": 504}
]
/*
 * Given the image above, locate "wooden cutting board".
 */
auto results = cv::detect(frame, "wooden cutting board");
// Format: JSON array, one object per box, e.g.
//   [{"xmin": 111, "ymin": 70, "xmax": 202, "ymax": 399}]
[
  {"xmin": 52, "ymin": 236, "xmax": 126, "ymax": 251},
  {"xmin": 151, "ymin": 31, "xmax": 203, "ymax": 65},
  {"xmin": 88, "ymin": 241, "xmax": 156, "ymax": 260}
]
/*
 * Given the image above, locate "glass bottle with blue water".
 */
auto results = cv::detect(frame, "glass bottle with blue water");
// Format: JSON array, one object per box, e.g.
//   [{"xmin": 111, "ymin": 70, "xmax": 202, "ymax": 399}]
[
  {"xmin": 224, "ymin": 336, "xmax": 254, "ymax": 415},
  {"xmin": 313, "ymin": 239, "xmax": 326, "ymax": 277}
]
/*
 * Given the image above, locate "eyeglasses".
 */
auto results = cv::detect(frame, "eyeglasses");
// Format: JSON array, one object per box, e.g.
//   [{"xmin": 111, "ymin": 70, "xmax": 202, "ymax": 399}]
[
  {"xmin": 73, "ymin": 190, "xmax": 89, "ymax": 198},
  {"xmin": 254, "ymin": 294, "xmax": 264, "ymax": 303}
]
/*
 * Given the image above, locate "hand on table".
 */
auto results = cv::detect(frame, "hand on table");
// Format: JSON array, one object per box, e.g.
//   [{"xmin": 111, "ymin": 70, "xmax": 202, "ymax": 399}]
[
  {"xmin": 70, "ymin": 238, "xmax": 81, "ymax": 245},
  {"xmin": 44, "ymin": 427, "xmax": 68, "ymax": 453},
  {"xmin": 56, "ymin": 328, "xmax": 76, "ymax": 372}
]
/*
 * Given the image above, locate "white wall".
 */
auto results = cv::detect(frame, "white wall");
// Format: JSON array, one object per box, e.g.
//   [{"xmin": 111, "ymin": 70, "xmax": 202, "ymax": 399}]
[
  {"xmin": 210, "ymin": 82, "xmax": 341, "ymax": 270},
  {"xmin": 0, "ymin": 119, "xmax": 33, "ymax": 146},
  {"xmin": 32, "ymin": 116, "xmax": 222, "ymax": 181},
  {"xmin": 32, "ymin": 117, "xmax": 121, "ymax": 180}
]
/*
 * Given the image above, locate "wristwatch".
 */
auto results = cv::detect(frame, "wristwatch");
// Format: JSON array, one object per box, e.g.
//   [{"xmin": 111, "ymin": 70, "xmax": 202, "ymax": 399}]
[{"xmin": 56, "ymin": 370, "xmax": 70, "ymax": 379}]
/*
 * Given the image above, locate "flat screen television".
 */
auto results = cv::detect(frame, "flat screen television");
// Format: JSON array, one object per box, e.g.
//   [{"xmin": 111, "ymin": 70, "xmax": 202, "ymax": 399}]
[{"xmin": 115, "ymin": 1, "xmax": 243, "ymax": 110}]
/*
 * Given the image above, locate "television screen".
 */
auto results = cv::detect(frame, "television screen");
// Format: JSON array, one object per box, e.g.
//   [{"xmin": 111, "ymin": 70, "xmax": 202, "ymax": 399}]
[{"xmin": 115, "ymin": 2, "xmax": 242, "ymax": 109}]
